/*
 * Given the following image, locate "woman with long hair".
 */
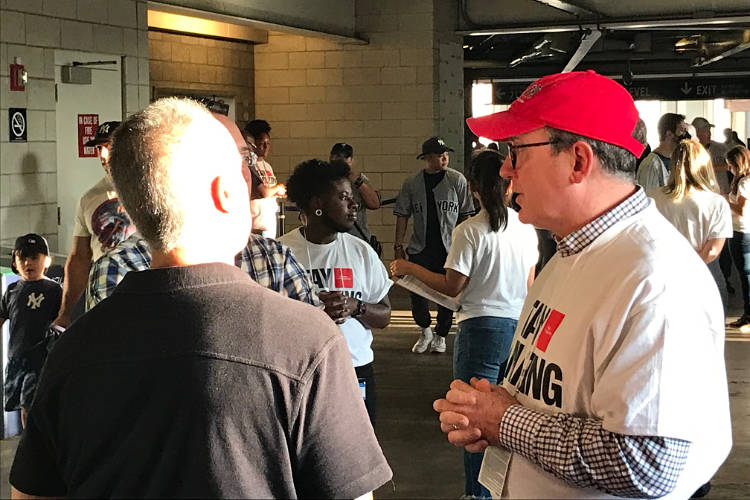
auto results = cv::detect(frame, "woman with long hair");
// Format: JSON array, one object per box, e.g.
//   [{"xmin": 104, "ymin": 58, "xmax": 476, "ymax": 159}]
[
  {"xmin": 390, "ymin": 149, "xmax": 538, "ymax": 499},
  {"xmin": 647, "ymin": 139, "xmax": 732, "ymax": 308},
  {"xmin": 726, "ymin": 146, "xmax": 750, "ymax": 328}
]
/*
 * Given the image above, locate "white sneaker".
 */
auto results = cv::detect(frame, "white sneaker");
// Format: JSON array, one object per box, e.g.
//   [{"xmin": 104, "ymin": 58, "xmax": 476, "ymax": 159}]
[
  {"xmin": 430, "ymin": 335, "xmax": 446, "ymax": 353},
  {"xmin": 412, "ymin": 327, "xmax": 434, "ymax": 353}
]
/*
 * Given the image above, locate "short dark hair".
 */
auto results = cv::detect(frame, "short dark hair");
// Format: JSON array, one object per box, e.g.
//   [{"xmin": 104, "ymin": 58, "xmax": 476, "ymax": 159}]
[
  {"xmin": 330, "ymin": 142, "xmax": 354, "ymax": 158},
  {"xmin": 244, "ymin": 119, "xmax": 271, "ymax": 140},
  {"xmin": 657, "ymin": 113, "xmax": 685, "ymax": 142},
  {"xmin": 547, "ymin": 127, "xmax": 637, "ymax": 181},
  {"xmin": 286, "ymin": 159, "xmax": 351, "ymax": 212}
]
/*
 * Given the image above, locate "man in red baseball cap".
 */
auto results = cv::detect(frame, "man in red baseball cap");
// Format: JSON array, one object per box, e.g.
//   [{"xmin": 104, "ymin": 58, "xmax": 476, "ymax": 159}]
[{"xmin": 434, "ymin": 71, "xmax": 730, "ymax": 499}]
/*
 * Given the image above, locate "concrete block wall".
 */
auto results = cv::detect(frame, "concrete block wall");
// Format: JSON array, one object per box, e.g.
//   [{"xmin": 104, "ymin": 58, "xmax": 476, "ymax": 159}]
[
  {"xmin": 0, "ymin": 0, "xmax": 149, "ymax": 251},
  {"xmin": 148, "ymin": 31, "xmax": 254, "ymax": 123},
  {"xmin": 254, "ymin": 0, "xmax": 463, "ymax": 260}
]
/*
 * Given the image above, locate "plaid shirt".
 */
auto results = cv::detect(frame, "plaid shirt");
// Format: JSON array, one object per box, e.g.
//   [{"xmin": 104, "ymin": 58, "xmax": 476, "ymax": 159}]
[
  {"xmin": 238, "ymin": 235, "xmax": 321, "ymax": 306},
  {"xmin": 87, "ymin": 234, "xmax": 151, "ymax": 310},
  {"xmin": 501, "ymin": 186, "xmax": 690, "ymax": 497}
]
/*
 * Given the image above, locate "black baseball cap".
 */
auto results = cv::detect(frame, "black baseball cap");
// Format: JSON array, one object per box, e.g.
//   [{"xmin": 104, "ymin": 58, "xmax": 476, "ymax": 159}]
[
  {"xmin": 330, "ymin": 142, "xmax": 354, "ymax": 158},
  {"xmin": 11, "ymin": 233, "xmax": 49, "ymax": 273},
  {"xmin": 85, "ymin": 121, "xmax": 121, "ymax": 147},
  {"xmin": 417, "ymin": 136, "xmax": 454, "ymax": 159}
]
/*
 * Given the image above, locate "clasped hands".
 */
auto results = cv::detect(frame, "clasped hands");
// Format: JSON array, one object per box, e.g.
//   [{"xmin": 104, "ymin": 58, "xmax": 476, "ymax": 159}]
[
  {"xmin": 433, "ymin": 377, "xmax": 520, "ymax": 453},
  {"xmin": 318, "ymin": 291, "xmax": 357, "ymax": 324}
]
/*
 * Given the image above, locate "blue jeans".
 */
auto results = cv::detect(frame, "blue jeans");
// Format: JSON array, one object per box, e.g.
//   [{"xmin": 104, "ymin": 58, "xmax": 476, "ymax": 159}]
[
  {"xmin": 730, "ymin": 231, "xmax": 750, "ymax": 316},
  {"xmin": 453, "ymin": 316, "xmax": 517, "ymax": 499}
]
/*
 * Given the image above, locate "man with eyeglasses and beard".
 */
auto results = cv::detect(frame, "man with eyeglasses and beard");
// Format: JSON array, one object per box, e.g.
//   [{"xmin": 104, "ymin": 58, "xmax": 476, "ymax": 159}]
[
  {"xmin": 636, "ymin": 112, "xmax": 690, "ymax": 189},
  {"xmin": 434, "ymin": 71, "xmax": 731, "ymax": 499}
]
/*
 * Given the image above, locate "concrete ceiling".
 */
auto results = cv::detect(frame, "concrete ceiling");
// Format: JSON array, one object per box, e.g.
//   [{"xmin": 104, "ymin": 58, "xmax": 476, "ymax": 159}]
[{"xmin": 461, "ymin": 0, "xmax": 750, "ymax": 81}]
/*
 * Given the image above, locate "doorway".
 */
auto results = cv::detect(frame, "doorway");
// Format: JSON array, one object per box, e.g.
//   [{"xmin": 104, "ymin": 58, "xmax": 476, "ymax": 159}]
[{"xmin": 54, "ymin": 50, "xmax": 122, "ymax": 254}]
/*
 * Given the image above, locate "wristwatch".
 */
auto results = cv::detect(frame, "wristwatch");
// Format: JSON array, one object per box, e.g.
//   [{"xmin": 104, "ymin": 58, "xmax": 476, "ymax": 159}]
[
  {"xmin": 353, "ymin": 173, "xmax": 368, "ymax": 189},
  {"xmin": 352, "ymin": 299, "xmax": 367, "ymax": 318}
]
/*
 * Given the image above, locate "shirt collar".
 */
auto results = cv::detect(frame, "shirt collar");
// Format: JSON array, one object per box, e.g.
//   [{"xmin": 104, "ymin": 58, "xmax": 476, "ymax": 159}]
[
  {"xmin": 556, "ymin": 186, "xmax": 649, "ymax": 257},
  {"xmin": 115, "ymin": 262, "xmax": 252, "ymax": 294}
]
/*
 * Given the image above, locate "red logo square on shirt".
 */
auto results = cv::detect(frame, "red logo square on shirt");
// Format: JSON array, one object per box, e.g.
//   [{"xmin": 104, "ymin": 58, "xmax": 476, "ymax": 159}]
[
  {"xmin": 334, "ymin": 268, "xmax": 354, "ymax": 288},
  {"xmin": 535, "ymin": 309, "xmax": 565, "ymax": 352}
]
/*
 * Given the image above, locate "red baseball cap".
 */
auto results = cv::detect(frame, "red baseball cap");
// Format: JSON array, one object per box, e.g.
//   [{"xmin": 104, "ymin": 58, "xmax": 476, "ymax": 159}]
[{"xmin": 467, "ymin": 71, "xmax": 645, "ymax": 157}]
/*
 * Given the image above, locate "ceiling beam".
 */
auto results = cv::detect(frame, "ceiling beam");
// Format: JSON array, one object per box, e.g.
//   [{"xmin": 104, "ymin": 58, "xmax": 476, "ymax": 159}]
[
  {"xmin": 459, "ymin": 13, "xmax": 750, "ymax": 36},
  {"xmin": 694, "ymin": 39, "xmax": 750, "ymax": 67},
  {"xmin": 529, "ymin": 0, "xmax": 600, "ymax": 18},
  {"xmin": 562, "ymin": 28, "xmax": 602, "ymax": 72},
  {"xmin": 148, "ymin": 1, "xmax": 367, "ymax": 44}
]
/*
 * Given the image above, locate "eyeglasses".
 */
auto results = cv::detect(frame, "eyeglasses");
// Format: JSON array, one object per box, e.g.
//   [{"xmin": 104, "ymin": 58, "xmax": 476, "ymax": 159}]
[{"xmin": 507, "ymin": 141, "xmax": 553, "ymax": 170}]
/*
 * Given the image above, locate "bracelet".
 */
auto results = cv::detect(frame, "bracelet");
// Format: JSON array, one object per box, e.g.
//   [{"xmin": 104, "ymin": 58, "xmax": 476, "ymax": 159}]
[{"xmin": 352, "ymin": 299, "xmax": 367, "ymax": 317}]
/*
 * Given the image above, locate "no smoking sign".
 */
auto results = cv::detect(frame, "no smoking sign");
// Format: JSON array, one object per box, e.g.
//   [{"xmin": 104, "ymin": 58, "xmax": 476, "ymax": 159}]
[{"xmin": 9, "ymin": 108, "xmax": 27, "ymax": 142}]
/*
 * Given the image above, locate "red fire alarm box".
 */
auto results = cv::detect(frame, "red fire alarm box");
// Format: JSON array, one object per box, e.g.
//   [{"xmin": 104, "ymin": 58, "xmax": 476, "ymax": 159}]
[{"xmin": 10, "ymin": 64, "xmax": 25, "ymax": 91}]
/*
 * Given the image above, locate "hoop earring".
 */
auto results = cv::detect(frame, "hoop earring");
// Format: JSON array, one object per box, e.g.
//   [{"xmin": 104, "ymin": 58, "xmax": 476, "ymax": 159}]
[{"xmin": 315, "ymin": 209, "xmax": 323, "ymax": 216}]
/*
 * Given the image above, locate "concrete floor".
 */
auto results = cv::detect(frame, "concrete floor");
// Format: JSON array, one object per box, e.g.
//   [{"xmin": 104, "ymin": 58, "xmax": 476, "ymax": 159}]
[{"xmin": 2, "ymin": 287, "xmax": 749, "ymax": 498}]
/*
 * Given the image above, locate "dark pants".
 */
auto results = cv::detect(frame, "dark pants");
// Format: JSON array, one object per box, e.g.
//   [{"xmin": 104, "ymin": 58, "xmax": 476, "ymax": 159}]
[
  {"xmin": 355, "ymin": 362, "xmax": 376, "ymax": 427},
  {"xmin": 707, "ymin": 258, "xmax": 728, "ymax": 314},
  {"xmin": 719, "ymin": 240, "xmax": 733, "ymax": 285},
  {"xmin": 408, "ymin": 251, "xmax": 453, "ymax": 337},
  {"xmin": 730, "ymin": 231, "xmax": 750, "ymax": 316}
]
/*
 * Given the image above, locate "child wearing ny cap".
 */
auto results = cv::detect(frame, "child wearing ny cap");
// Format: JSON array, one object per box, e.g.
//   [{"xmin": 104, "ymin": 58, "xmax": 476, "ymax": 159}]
[{"xmin": 1, "ymin": 234, "xmax": 62, "ymax": 428}]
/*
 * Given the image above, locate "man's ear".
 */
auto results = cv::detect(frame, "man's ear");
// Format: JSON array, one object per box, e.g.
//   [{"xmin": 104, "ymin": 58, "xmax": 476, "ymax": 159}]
[
  {"xmin": 210, "ymin": 175, "xmax": 234, "ymax": 214},
  {"xmin": 569, "ymin": 141, "xmax": 595, "ymax": 184},
  {"xmin": 44, "ymin": 255, "xmax": 52, "ymax": 268}
]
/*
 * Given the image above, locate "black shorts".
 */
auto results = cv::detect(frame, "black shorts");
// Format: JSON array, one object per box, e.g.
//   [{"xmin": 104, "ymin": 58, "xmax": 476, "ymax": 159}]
[{"xmin": 3, "ymin": 356, "xmax": 41, "ymax": 411}]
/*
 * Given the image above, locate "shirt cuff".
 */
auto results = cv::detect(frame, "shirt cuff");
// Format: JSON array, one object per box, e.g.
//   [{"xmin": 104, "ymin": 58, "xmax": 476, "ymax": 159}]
[{"xmin": 499, "ymin": 405, "xmax": 544, "ymax": 460}]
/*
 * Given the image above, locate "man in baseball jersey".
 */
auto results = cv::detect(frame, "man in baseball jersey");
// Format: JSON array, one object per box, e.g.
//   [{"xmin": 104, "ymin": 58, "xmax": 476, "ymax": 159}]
[
  {"xmin": 394, "ymin": 137, "xmax": 474, "ymax": 354},
  {"xmin": 434, "ymin": 71, "xmax": 731, "ymax": 499}
]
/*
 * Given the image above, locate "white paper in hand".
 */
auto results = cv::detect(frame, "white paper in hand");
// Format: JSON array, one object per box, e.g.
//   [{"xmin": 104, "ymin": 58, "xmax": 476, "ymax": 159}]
[
  {"xmin": 478, "ymin": 446, "xmax": 511, "ymax": 499},
  {"xmin": 394, "ymin": 274, "xmax": 461, "ymax": 311}
]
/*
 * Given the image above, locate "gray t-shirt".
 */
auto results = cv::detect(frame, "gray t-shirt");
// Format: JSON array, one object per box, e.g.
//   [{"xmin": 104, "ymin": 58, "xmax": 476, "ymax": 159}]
[
  {"xmin": 10, "ymin": 264, "xmax": 392, "ymax": 498},
  {"xmin": 707, "ymin": 140, "xmax": 730, "ymax": 194},
  {"xmin": 636, "ymin": 152, "xmax": 670, "ymax": 189},
  {"xmin": 394, "ymin": 167, "xmax": 475, "ymax": 254}
]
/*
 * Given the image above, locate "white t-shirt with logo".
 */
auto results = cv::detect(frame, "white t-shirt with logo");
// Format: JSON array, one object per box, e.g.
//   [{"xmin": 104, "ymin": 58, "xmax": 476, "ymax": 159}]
[
  {"xmin": 500, "ymin": 204, "xmax": 731, "ymax": 499},
  {"xmin": 444, "ymin": 209, "xmax": 538, "ymax": 323},
  {"xmin": 279, "ymin": 229, "xmax": 392, "ymax": 367},
  {"xmin": 249, "ymin": 159, "xmax": 279, "ymax": 236},
  {"xmin": 729, "ymin": 176, "xmax": 750, "ymax": 232},
  {"xmin": 73, "ymin": 176, "xmax": 135, "ymax": 262},
  {"xmin": 647, "ymin": 187, "xmax": 732, "ymax": 252}
]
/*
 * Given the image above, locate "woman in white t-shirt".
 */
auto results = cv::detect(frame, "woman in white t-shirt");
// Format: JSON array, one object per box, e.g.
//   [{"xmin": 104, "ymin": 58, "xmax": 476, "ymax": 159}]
[
  {"xmin": 279, "ymin": 159, "xmax": 393, "ymax": 426},
  {"xmin": 390, "ymin": 150, "xmax": 538, "ymax": 499},
  {"xmin": 647, "ymin": 139, "xmax": 732, "ymax": 309},
  {"xmin": 726, "ymin": 146, "xmax": 750, "ymax": 328}
]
